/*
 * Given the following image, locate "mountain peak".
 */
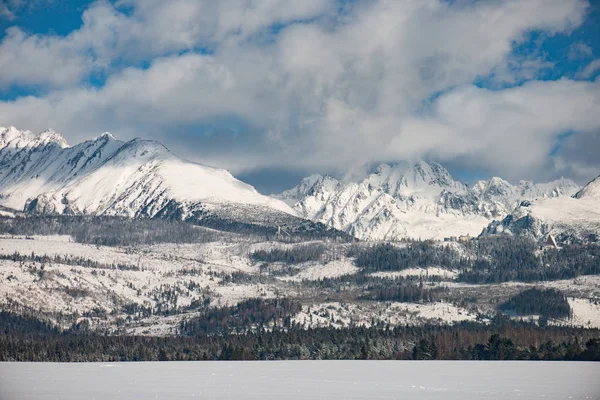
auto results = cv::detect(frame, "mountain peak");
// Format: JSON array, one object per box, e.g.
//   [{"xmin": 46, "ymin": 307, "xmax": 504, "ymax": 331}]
[
  {"xmin": 123, "ymin": 137, "xmax": 172, "ymax": 156},
  {"xmin": 472, "ymin": 177, "xmax": 513, "ymax": 198},
  {"xmin": 35, "ymin": 129, "xmax": 69, "ymax": 149},
  {"xmin": 367, "ymin": 160, "xmax": 465, "ymax": 197},
  {"xmin": 96, "ymin": 132, "xmax": 117, "ymax": 141},
  {"xmin": 490, "ymin": 176, "xmax": 510, "ymax": 185},
  {"xmin": 1, "ymin": 125, "xmax": 31, "ymax": 140},
  {"xmin": 0, "ymin": 126, "xmax": 69, "ymax": 149},
  {"xmin": 0, "ymin": 126, "xmax": 20, "ymax": 135}
]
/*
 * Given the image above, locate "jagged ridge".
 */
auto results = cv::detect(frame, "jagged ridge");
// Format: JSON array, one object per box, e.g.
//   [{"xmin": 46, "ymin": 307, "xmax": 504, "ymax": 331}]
[
  {"xmin": 277, "ymin": 161, "xmax": 581, "ymax": 241},
  {"xmin": 483, "ymin": 173, "xmax": 600, "ymax": 244}
]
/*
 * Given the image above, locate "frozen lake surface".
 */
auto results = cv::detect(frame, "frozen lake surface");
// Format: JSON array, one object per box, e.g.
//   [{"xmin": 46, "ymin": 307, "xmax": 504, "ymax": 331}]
[{"xmin": 1, "ymin": 361, "xmax": 599, "ymax": 399}]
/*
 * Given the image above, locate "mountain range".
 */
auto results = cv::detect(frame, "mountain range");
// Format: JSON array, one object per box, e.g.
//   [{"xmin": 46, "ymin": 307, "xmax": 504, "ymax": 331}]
[
  {"xmin": 1, "ymin": 126, "xmax": 597, "ymax": 243},
  {"xmin": 483, "ymin": 175, "xmax": 600, "ymax": 244},
  {"xmin": 276, "ymin": 161, "xmax": 581, "ymax": 240}
]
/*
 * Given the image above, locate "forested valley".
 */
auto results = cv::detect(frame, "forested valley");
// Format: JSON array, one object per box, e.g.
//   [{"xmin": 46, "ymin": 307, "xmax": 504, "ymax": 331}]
[{"xmin": 1, "ymin": 215, "xmax": 599, "ymax": 362}]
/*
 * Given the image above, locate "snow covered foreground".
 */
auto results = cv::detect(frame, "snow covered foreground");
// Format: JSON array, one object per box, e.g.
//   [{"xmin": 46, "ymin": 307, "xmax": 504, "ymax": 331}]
[{"xmin": 1, "ymin": 361, "xmax": 598, "ymax": 400}]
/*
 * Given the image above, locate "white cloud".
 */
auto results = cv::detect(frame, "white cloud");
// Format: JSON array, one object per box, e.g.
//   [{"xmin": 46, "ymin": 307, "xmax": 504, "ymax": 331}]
[
  {"xmin": 569, "ymin": 41, "xmax": 594, "ymax": 60},
  {"xmin": 0, "ymin": 0, "xmax": 598, "ymax": 184},
  {"xmin": 0, "ymin": 27, "xmax": 93, "ymax": 88},
  {"xmin": 394, "ymin": 79, "xmax": 600, "ymax": 179},
  {"xmin": 0, "ymin": 0, "xmax": 332, "ymax": 88},
  {"xmin": 578, "ymin": 59, "xmax": 600, "ymax": 79}
]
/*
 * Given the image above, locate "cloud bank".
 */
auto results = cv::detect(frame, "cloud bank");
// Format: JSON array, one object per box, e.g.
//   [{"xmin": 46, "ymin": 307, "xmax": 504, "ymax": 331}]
[{"xmin": 0, "ymin": 0, "xmax": 598, "ymax": 185}]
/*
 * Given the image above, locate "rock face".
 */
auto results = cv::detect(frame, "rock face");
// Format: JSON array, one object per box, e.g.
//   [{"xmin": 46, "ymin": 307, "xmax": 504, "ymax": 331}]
[
  {"xmin": 482, "ymin": 174, "xmax": 600, "ymax": 244},
  {"xmin": 0, "ymin": 126, "xmax": 301, "ymax": 229},
  {"xmin": 277, "ymin": 161, "xmax": 581, "ymax": 241}
]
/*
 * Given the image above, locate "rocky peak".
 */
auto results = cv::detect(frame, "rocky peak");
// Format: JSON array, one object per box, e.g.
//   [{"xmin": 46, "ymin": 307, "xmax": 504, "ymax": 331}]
[
  {"xmin": 33, "ymin": 129, "xmax": 69, "ymax": 149},
  {"xmin": 0, "ymin": 127, "xmax": 69, "ymax": 149}
]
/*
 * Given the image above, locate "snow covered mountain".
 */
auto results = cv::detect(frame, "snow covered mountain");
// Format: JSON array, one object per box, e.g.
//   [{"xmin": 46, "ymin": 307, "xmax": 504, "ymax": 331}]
[
  {"xmin": 0, "ymin": 126, "xmax": 301, "ymax": 229},
  {"xmin": 277, "ymin": 161, "xmax": 580, "ymax": 241},
  {"xmin": 483, "ymin": 174, "xmax": 600, "ymax": 244},
  {"xmin": 0, "ymin": 127, "xmax": 585, "ymax": 241},
  {"xmin": 472, "ymin": 177, "xmax": 580, "ymax": 214}
]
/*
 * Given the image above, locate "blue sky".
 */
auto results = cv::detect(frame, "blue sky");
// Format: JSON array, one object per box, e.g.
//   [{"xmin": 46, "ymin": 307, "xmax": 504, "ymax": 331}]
[{"xmin": 0, "ymin": 0, "xmax": 599, "ymax": 193}]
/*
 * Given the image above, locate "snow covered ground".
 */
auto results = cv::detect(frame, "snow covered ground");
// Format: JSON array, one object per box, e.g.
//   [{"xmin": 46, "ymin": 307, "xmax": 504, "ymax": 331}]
[
  {"xmin": 565, "ymin": 298, "xmax": 600, "ymax": 329},
  {"xmin": 1, "ymin": 235, "xmax": 599, "ymax": 333},
  {"xmin": 292, "ymin": 301, "xmax": 481, "ymax": 328},
  {"xmin": 1, "ymin": 361, "xmax": 598, "ymax": 400},
  {"xmin": 277, "ymin": 258, "xmax": 359, "ymax": 282}
]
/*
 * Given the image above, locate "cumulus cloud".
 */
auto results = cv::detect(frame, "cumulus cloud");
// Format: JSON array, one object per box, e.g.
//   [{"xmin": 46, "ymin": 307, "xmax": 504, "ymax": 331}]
[
  {"xmin": 0, "ymin": 0, "xmax": 332, "ymax": 88},
  {"xmin": 0, "ymin": 27, "xmax": 93, "ymax": 88},
  {"xmin": 394, "ymin": 79, "xmax": 600, "ymax": 178},
  {"xmin": 0, "ymin": 0, "xmax": 598, "ymax": 184}
]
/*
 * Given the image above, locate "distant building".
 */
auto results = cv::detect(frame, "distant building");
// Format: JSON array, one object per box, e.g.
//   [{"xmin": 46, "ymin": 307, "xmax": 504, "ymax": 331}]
[
  {"xmin": 543, "ymin": 234, "xmax": 559, "ymax": 250},
  {"xmin": 458, "ymin": 234, "xmax": 471, "ymax": 243}
]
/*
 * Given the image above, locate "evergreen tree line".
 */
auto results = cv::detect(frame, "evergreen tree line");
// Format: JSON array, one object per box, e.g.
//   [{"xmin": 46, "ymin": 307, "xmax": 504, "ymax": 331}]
[
  {"xmin": 250, "ymin": 244, "xmax": 326, "ymax": 264},
  {"xmin": 300, "ymin": 273, "xmax": 440, "ymax": 291},
  {"xmin": 1, "ymin": 311, "xmax": 598, "ymax": 361},
  {"xmin": 0, "ymin": 216, "xmax": 227, "ymax": 246},
  {"xmin": 0, "ymin": 214, "xmax": 352, "ymax": 245},
  {"xmin": 361, "ymin": 283, "xmax": 447, "ymax": 303},
  {"xmin": 179, "ymin": 298, "xmax": 302, "ymax": 335},
  {"xmin": 0, "ymin": 251, "xmax": 139, "ymax": 271},
  {"xmin": 350, "ymin": 241, "xmax": 463, "ymax": 272},
  {"xmin": 191, "ymin": 214, "xmax": 352, "ymax": 242},
  {"xmin": 299, "ymin": 273, "xmax": 573, "ymax": 322},
  {"xmin": 349, "ymin": 237, "xmax": 600, "ymax": 283},
  {"xmin": 410, "ymin": 333, "xmax": 598, "ymax": 361},
  {"xmin": 500, "ymin": 288, "xmax": 572, "ymax": 320}
]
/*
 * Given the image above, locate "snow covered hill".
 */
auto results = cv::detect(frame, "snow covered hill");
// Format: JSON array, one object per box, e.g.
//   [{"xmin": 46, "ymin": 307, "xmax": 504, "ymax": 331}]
[
  {"xmin": 277, "ymin": 161, "xmax": 580, "ymax": 241},
  {"xmin": 0, "ymin": 126, "xmax": 299, "ymax": 228},
  {"xmin": 483, "ymin": 174, "xmax": 600, "ymax": 244}
]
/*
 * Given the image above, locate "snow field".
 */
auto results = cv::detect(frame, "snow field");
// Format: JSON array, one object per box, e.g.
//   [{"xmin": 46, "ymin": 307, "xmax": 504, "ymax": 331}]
[{"xmin": 292, "ymin": 301, "xmax": 480, "ymax": 329}]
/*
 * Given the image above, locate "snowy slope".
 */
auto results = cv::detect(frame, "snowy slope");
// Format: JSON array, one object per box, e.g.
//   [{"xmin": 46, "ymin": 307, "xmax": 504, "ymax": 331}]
[
  {"xmin": 0, "ymin": 127, "xmax": 297, "ymax": 226},
  {"xmin": 277, "ymin": 161, "xmax": 580, "ymax": 241},
  {"xmin": 483, "ymin": 174, "xmax": 600, "ymax": 244},
  {"xmin": 574, "ymin": 175, "xmax": 600, "ymax": 200}
]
